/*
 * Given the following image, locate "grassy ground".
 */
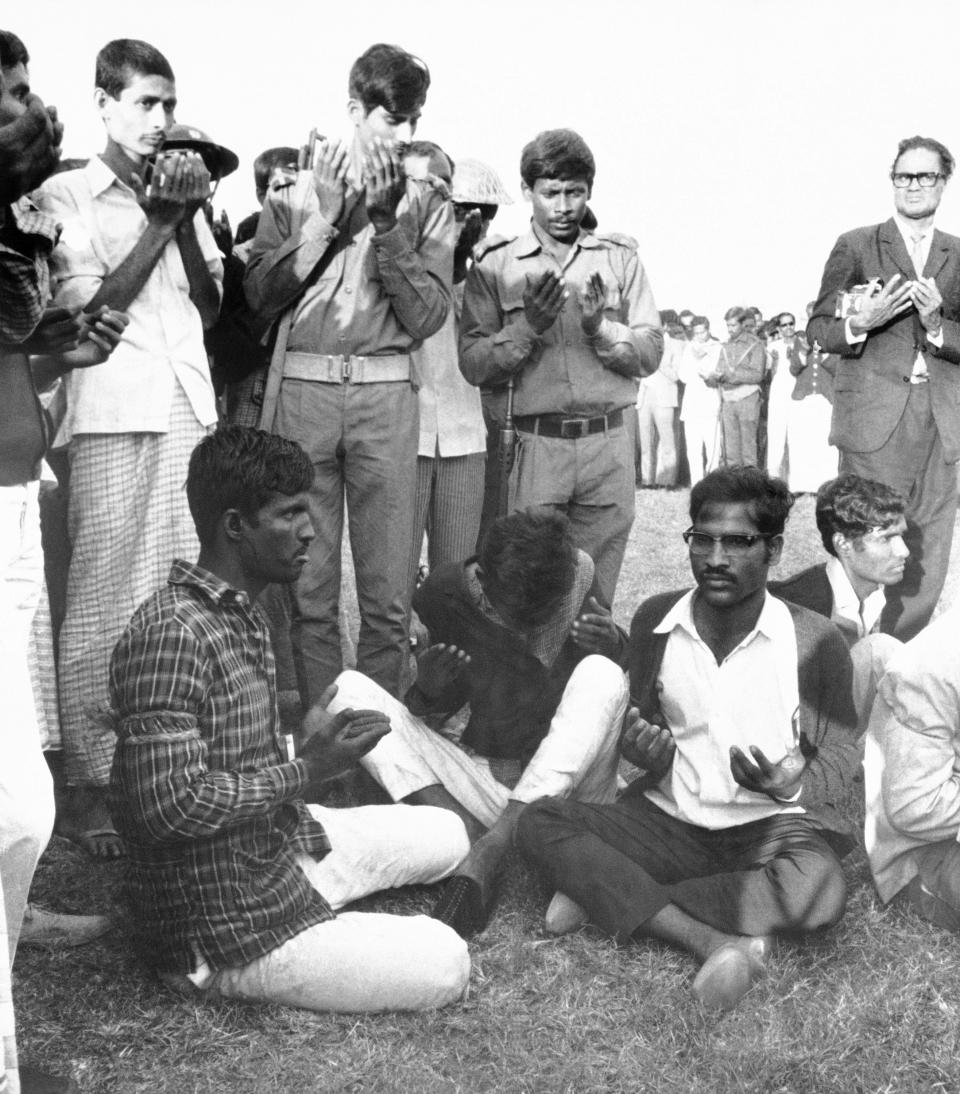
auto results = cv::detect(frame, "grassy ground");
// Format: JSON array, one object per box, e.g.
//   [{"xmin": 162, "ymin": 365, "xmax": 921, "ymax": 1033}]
[{"xmin": 19, "ymin": 490, "xmax": 960, "ymax": 1094}]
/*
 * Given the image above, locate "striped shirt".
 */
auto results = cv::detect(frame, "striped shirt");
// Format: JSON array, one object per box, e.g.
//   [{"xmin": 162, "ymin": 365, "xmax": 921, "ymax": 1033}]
[
  {"xmin": 0, "ymin": 196, "xmax": 58, "ymax": 344},
  {"xmin": 108, "ymin": 559, "xmax": 333, "ymax": 974}
]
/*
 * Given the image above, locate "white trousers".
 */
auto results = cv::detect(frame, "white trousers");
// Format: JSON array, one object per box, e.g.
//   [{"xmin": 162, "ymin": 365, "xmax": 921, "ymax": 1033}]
[
  {"xmin": 787, "ymin": 395, "xmax": 837, "ymax": 494},
  {"xmin": 192, "ymin": 803, "xmax": 470, "ymax": 1013},
  {"xmin": 681, "ymin": 404, "xmax": 721, "ymax": 486},
  {"xmin": 0, "ymin": 483, "xmax": 56, "ymax": 1094},
  {"xmin": 334, "ymin": 655, "xmax": 629, "ymax": 828}
]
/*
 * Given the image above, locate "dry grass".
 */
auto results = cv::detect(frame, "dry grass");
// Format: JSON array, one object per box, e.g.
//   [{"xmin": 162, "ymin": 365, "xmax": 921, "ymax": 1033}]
[{"xmin": 18, "ymin": 490, "xmax": 960, "ymax": 1094}]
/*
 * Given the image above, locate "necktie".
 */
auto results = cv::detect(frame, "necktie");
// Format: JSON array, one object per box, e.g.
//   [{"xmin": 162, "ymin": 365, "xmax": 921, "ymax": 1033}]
[
  {"xmin": 910, "ymin": 233, "xmax": 925, "ymax": 277},
  {"xmin": 909, "ymin": 233, "xmax": 930, "ymax": 381}
]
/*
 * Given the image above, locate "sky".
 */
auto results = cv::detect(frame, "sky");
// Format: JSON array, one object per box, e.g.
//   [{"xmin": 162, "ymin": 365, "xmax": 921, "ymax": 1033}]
[{"xmin": 12, "ymin": 0, "xmax": 960, "ymax": 329}]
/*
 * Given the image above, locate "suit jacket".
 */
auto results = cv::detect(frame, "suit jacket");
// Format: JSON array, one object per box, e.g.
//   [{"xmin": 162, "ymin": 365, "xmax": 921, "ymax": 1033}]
[
  {"xmin": 768, "ymin": 563, "xmax": 832, "ymax": 618},
  {"xmin": 806, "ymin": 217, "xmax": 960, "ymax": 459}
]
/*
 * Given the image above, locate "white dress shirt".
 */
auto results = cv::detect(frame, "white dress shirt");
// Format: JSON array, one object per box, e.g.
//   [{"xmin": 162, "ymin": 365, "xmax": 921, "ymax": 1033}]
[
  {"xmin": 825, "ymin": 554, "xmax": 886, "ymax": 640},
  {"xmin": 414, "ymin": 309, "xmax": 485, "ymax": 458},
  {"xmin": 645, "ymin": 590, "xmax": 803, "ymax": 829},
  {"xmin": 40, "ymin": 157, "xmax": 222, "ymax": 442}
]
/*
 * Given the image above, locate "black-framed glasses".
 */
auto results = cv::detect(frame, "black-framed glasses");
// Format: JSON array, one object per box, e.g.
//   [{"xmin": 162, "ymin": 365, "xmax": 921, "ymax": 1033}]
[
  {"xmin": 891, "ymin": 172, "xmax": 944, "ymax": 188},
  {"xmin": 683, "ymin": 528, "xmax": 774, "ymax": 555}
]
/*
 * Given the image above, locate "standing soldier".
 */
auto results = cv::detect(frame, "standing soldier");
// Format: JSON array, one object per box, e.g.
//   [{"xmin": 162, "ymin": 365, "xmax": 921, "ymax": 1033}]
[{"xmin": 459, "ymin": 129, "xmax": 662, "ymax": 604}]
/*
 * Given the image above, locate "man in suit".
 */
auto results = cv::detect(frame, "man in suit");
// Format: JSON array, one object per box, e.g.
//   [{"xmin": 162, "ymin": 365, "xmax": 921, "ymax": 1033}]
[
  {"xmin": 807, "ymin": 135, "xmax": 960, "ymax": 641},
  {"xmin": 770, "ymin": 473, "xmax": 907, "ymax": 725}
]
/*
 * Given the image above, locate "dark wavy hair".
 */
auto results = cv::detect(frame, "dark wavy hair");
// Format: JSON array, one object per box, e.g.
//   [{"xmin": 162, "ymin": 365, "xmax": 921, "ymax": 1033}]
[
  {"xmin": 815, "ymin": 473, "xmax": 906, "ymax": 557},
  {"xmin": 349, "ymin": 43, "xmax": 430, "ymax": 116},
  {"xmin": 690, "ymin": 466, "xmax": 794, "ymax": 537},
  {"xmin": 520, "ymin": 129, "xmax": 595, "ymax": 189}
]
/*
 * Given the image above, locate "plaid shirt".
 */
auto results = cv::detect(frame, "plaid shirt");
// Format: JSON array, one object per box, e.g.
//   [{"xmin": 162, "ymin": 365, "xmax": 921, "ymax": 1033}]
[
  {"xmin": 108, "ymin": 560, "xmax": 333, "ymax": 974},
  {"xmin": 0, "ymin": 197, "xmax": 59, "ymax": 344}
]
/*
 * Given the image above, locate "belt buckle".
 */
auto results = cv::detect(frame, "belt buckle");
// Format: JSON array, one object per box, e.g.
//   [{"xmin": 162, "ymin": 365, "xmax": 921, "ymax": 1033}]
[
  {"xmin": 560, "ymin": 417, "xmax": 588, "ymax": 439},
  {"xmin": 342, "ymin": 356, "xmax": 353, "ymax": 382}
]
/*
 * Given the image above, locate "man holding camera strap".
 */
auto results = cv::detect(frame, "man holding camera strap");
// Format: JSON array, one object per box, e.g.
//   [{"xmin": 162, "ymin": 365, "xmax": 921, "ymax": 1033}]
[{"xmin": 807, "ymin": 135, "xmax": 960, "ymax": 641}]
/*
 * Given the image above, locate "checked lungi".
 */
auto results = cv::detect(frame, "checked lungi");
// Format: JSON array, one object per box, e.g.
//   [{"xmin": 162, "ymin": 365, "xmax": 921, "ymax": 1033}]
[{"xmin": 58, "ymin": 385, "xmax": 209, "ymax": 786}]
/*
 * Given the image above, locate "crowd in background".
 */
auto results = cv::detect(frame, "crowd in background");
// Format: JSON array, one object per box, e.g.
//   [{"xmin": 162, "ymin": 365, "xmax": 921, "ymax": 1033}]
[{"xmin": 5, "ymin": 23, "xmax": 960, "ymax": 1094}]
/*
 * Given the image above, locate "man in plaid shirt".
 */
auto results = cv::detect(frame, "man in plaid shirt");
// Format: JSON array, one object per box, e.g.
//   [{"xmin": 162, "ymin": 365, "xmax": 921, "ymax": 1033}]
[{"xmin": 108, "ymin": 426, "xmax": 470, "ymax": 1013}]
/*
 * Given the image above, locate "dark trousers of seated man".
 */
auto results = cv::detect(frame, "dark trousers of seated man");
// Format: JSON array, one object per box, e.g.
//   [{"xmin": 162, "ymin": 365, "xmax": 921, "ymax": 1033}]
[{"xmin": 518, "ymin": 790, "xmax": 848, "ymax": 940}]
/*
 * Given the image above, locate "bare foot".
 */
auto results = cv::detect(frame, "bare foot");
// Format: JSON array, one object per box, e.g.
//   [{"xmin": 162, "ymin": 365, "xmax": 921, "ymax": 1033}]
[{"xmin": 55, "ymin": 786, "xmax": 125, "ymax": 860}]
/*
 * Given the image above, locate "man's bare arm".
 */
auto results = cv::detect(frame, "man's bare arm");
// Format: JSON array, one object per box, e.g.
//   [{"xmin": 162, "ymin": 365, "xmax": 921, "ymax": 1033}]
[{"xmin": 85, "ymin": 156, "xmax": 188, "ymax": 313}]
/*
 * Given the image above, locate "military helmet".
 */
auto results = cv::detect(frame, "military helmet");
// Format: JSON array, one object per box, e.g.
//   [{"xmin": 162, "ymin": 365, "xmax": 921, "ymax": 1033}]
[
  {"xmin": 451, "ymin": 159, "xmax": 513, "ymax": 205},
  {"xmin": 161, "ymin": 124, "xmax": 240, "ymax": 181}
]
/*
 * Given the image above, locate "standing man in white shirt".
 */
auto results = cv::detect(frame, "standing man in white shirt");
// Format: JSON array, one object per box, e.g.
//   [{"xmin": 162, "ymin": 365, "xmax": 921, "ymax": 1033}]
[
  {"xmin": 519, "ymin": 466, "xmax": 859, "ymax": 1012},
  {"xmin": 807, "ymin": 136, "xmax": 960, "ymax": 641},
  {"xmin": 40, "ymin": 38, "xmax": 222, "ymax": 858},
  {"xmin": 401, "ymin": 142, "xmax": 486, "ymax": 584},
  {"xmin": 677, "ymin": 315, "xmax": 721, "ymax": 485}
]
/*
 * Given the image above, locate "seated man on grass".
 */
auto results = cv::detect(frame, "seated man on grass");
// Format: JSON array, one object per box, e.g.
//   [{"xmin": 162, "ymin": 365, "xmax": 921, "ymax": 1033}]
[
  {"xmin": 518, "ymin": 466, "xmax": 860, "ymax": 1011},
  {"xmin": 864, "ymin": 604, "xmax": 960, "ymax": 930},
  {"xmin": 770, "ymin": 472, "xmax": 907, "ymax": 725},
  {"xmin": 108, "ymin": 425, "xmax": 470, "ymax": 1013},
  {"xmin": 330, "ymin": 508, "xmax": 628, "ymax": 938}
]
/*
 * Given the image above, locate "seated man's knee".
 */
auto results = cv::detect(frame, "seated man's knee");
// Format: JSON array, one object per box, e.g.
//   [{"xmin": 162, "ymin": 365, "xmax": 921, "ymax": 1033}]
[
  {"xmin": 516, "ymin": 798, "xmax": 574, "ymax": 861},
  {"xmin": 438, "ymin": 933, "xmax": 471, "ymax": 1005},
  {"xmin": 330, "ymin": 669, "xmax": 387, "ymax": 709},
  {"xmin": 564, "ymin": 656, "xmax": 628, "ymax": 728},
  {"xmin": 773, "ymin": 847, "xmax": 847, "ymax": 932},
  {"xmin": 417, "ymin": 921, "xmax": 470, "ymax": 1007}
]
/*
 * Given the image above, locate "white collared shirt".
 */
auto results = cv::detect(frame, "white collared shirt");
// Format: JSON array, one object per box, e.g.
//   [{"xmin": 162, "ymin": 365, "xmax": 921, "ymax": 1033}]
[
  {"xmin": 893, "ymin": 213, "xmax": 933, "ymax": 273},
  {"xmin": 414, "ymin": 309, "xmax": 485, "ymax": 458},
  {"xmin": 39, "ymin": 157, "xmax": 222, "ymax": 442},
  {"xmin": 825, "ymin": 554, "xmax": 885, "ymax": 640},
  {"xmin": 645, "ymin": 590, "xmax": 804, "ymax": 829}
]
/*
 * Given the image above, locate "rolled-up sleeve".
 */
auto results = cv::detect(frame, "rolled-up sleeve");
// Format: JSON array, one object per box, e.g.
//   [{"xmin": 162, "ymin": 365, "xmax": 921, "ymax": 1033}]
[{"xmin": 111, "ymin": 619, "xmax": 308, "ymax": 844}]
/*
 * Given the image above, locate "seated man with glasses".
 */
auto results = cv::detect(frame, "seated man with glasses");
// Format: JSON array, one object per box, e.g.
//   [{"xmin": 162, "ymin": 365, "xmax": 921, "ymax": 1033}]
[
  {"xmin": 518, "ymin": 466, "xmax": 859, "ymax": 1012},
  {"xmin": 807, "ymin": 135, "xmax": 960, "ymax": 643}
]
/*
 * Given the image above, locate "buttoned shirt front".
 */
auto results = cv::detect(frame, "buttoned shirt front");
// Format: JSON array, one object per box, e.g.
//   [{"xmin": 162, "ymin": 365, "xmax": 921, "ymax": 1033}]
[
  {"xmin": 677, "ymin": 338, "xmax": 721, "ymax": 423},
  {"xmin": 646, "ymin": 590, "xmax": 803, "ymax": 830},
  {"xmin": 459, "ymin": 225, "xmax": 662, "ymax": 416},
  {"xmin": 244, "ymin": 169, "xmax": 453, "ymax": 359},
  {"xmin": 825, "ymin": 554, "xmax": 885, "ymax": 642},
  {"xmin": 716, "ymin": 330, "xmax": 765, "ymax": 403},
  {"xmin": 108, "ymin": 560, "xmax": 333, "ymax": 974},
  {"xmin": 39, "ymin": 157, "xmax": 222, "ymax": 442},
  {"xmin": 415, "ymin": 309, "xmax": 485, "ymax": 458}
]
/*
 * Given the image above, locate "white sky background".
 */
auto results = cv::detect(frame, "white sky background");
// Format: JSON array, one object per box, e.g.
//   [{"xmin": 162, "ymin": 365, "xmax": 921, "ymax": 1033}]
[{"xmin": 13, "ymin": 0, "xmax": 960, "ymax": 329}]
